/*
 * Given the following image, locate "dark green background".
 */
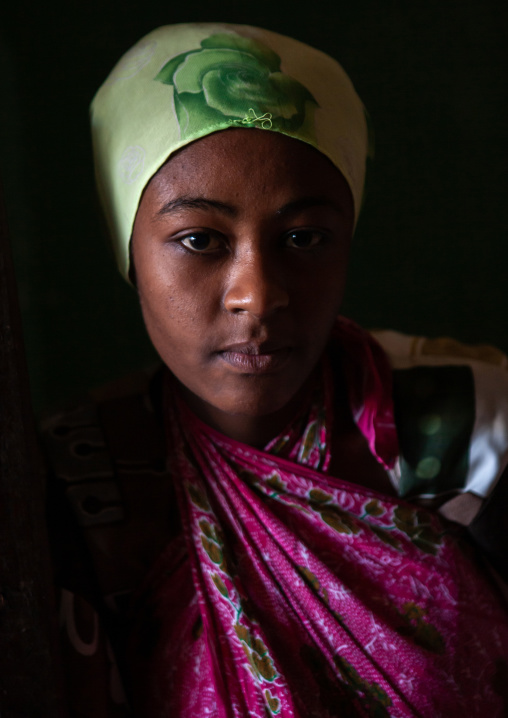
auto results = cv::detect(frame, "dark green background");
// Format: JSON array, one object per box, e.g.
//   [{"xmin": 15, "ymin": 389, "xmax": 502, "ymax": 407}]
[{"xmin": 1, "ymin": 1, "xmax": 507, "ymax": 414}]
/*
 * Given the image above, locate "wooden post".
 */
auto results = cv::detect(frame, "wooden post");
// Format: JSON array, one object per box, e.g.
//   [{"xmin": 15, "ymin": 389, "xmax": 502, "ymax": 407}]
[{"xmin": 0, "ymin": 180, "xmax": 67, "ymax": 716}]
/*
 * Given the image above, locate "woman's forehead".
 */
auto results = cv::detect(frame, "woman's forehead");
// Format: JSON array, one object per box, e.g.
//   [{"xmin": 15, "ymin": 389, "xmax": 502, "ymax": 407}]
[{"xmin": 149, "ymin": 128, "xmax": 353, "ymax": 203}]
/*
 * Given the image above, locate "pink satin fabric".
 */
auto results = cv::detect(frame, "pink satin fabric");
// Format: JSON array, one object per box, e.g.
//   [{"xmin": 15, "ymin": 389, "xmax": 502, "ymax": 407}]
[{"xmin": 128, "ymin": 320, "xmax": 508, "ymax": 717}]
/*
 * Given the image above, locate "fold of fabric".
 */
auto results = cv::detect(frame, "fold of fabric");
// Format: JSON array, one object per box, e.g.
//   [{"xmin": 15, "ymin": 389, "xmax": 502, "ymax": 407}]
[{"xmin": 127, "ymin": 321, "xmax": 508, "ymax": 717}]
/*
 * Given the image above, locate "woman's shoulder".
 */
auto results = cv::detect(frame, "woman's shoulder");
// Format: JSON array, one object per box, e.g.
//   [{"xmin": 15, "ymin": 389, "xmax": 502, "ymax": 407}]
[
  {"xmin": 332, "ymin": 319, "xmax": 508, "ymax": 506},
  {"xmin": 371, "ymin": 328, "xmax": 508, "ymax": 584},
  {"xmin": 42, "ymin": 364, "xmax": 180, "ymax": 601},
  {"xmin": 371, "ymin": 328, "xmax": 508, "ymax": 500}
]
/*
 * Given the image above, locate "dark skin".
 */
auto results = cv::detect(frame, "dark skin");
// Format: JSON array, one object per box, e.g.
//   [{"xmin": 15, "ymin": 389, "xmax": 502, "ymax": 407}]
[{"xmin": 131, "ymin": 128, "xmax": 394, "ymax": 495}]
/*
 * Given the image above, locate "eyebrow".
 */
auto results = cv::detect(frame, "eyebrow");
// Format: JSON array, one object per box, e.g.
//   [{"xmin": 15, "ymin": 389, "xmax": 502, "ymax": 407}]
[
  {"xmin": 156, "ymin": 196, "xmax": 237, "ymax": 218},
  {"xmin": 155, "ymin": 195, "xmax": 346, "ymax": 220}
]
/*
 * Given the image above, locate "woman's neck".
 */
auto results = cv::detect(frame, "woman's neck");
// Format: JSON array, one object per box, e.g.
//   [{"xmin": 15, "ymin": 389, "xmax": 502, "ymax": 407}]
[
  {"xmin": 177, "ymin": 373, "xmax": 317, "ymax": 448},
  {"xmin": 175, "ymin": 362, "xmax": 396, "ymax": 496}
]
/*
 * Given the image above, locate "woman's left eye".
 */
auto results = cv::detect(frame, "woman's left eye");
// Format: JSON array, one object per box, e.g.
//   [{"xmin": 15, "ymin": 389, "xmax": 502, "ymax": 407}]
[
  {"xmin": 285, "ymin": 230, "xmax": 324, "ymax": 249},
  {"xmin": 180, "ymin": 232, "xmax": 221, "ymax": 253}
]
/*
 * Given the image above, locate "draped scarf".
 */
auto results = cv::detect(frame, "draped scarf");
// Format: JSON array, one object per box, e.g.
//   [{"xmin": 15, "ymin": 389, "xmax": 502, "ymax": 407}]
[{"xmin": 127, "ymin": 319, "xmax": 508, "ymax": 717}]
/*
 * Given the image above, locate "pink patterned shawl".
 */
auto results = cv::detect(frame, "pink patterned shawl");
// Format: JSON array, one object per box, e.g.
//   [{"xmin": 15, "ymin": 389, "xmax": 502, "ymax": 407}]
[{"xmin": 128, "ymin": 319, "xmax": 508, "ymax": 717}]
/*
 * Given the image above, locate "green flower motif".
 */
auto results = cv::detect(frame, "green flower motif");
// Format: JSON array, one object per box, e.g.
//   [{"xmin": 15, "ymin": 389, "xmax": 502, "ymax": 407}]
[{"xmin": 155, "ymin": 33, "xmax": 318, "ymax": 138}]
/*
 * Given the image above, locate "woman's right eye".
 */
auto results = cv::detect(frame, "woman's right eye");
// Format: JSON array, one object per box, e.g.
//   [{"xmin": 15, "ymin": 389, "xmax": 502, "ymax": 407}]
[{"xmin": 179, "ymin": 232, "xmax": 221, "ymax": 253}]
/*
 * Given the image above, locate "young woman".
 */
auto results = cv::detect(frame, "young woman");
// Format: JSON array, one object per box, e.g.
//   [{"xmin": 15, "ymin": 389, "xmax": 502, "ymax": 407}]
[{"xmin": 44, "ymin": 22, "xmax": 508, "ymax": 717}]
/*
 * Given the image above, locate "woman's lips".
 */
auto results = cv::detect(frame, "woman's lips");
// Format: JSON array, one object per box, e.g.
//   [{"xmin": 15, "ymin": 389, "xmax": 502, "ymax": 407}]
[{"xmin": 217, "ymin": 344, "xmax": 292, "ymax": 373}]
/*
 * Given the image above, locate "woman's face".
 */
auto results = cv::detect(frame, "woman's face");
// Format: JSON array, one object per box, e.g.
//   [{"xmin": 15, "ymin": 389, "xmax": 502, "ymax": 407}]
[{"xmin": 132, "ymin": 128, "xmax": 354, "ymax": 432}]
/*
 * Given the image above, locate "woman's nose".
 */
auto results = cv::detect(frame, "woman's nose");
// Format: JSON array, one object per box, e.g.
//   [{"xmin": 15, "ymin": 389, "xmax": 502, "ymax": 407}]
[{"xmin": 223, "ymin": 250, "xmax": 289, "ymax": 318}]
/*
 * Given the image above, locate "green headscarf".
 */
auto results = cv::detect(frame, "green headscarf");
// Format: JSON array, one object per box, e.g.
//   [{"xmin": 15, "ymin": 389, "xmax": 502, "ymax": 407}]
[{"xmin": 91, "ymin": 23, "xmax": 370, "ymax": 280}]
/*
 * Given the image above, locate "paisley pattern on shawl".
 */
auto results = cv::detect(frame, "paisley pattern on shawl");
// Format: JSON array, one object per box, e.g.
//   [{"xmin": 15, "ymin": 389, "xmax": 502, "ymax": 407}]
[{"xmin": 127, "ymin": 319, "xmax": 508, "ymax": 718}]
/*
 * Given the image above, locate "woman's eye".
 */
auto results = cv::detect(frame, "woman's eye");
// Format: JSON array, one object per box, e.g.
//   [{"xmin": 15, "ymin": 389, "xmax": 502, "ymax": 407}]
[
  {"xmin": 285, "ymin": 230, "xmax": 324, "ymax": 249},
  {"xmin": 180, "ymin": 233, "xmax": 221, "ymax": 253}
]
